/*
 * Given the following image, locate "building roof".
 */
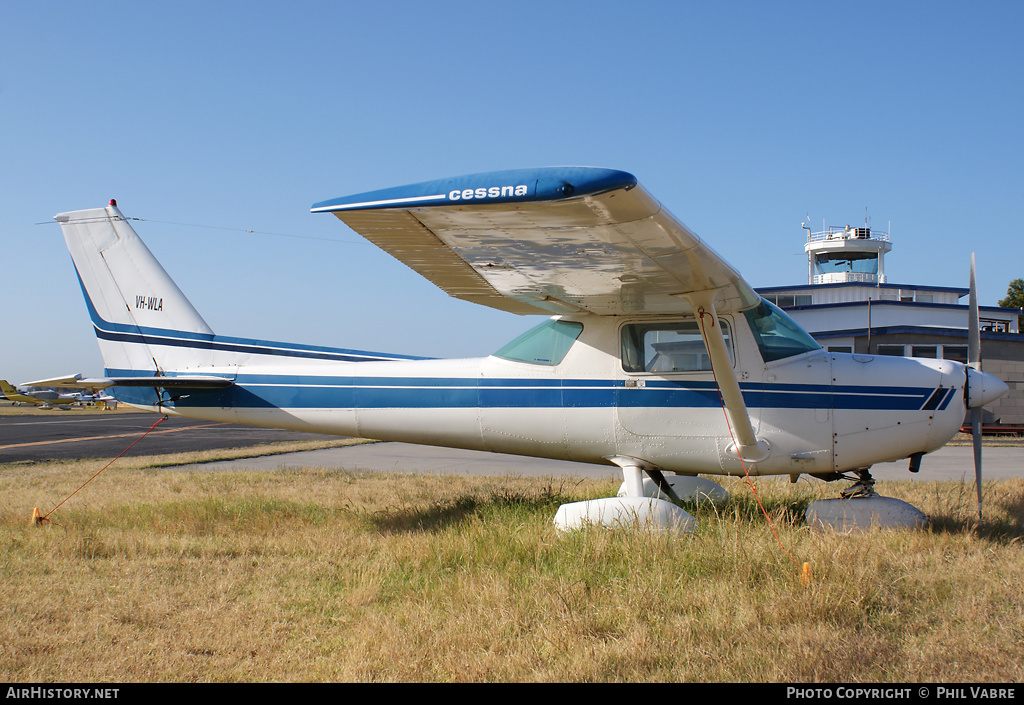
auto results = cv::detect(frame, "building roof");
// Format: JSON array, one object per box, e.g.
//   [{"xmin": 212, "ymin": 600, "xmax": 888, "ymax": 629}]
[{"xmin": 757, "ymin": 281, "xmax": 969, "ymax": 297}]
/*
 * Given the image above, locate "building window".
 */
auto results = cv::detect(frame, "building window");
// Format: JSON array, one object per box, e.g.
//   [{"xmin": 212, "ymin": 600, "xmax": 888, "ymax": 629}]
[
  {"xmin": 828, "ymin": 346, "xmax": 853, "ymax": 353},
  {"xmin": 911, "ymin": 346, "xmax": 938, "ymax": 359},
  {"xmin": 942, "ymin": 346, "xmax": 968, "ymax": 363},
  {"xmin": 981, "ymin": 318, "xmax": 1010, "ymax": 333},
  {"xmin": 814, "ymin": 252, "xmax": 879, "ymax": 276},
  {"xmin": 764, "ymin": 294, "xmax": 813, "ymax": 308},
  {"xmin": 877, "ymin": 344, "xmax": 905, "ymax": 356}
]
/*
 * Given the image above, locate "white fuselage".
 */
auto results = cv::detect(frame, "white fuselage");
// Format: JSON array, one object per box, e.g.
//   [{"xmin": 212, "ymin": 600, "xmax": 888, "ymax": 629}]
[
  {"xmin": 116, "ymin": 311, "xmax": 968, "ymax": 478},
  {"xmin": 56, "ymin": 199, "xmax": 1008, "ymax": 495}
]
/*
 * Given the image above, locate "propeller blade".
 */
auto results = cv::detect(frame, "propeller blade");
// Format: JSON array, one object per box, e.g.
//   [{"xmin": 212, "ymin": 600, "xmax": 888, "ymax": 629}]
[
  {"xmin": 972, "ymin": 407, "xmax": 983, "ymax": 521},
  {"xmin": 968, "ymin": 253, "xmax": 980, "ymax": 371},
  {"xmin": 968, "ymin": 253, "xmax": 982, "ymax": 521}
]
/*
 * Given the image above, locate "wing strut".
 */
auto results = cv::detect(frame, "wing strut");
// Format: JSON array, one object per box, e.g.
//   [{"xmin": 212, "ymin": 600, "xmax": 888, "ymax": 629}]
[{"xmin": 691, "ymin": 295, "xmax": 770, "ymax": 463}]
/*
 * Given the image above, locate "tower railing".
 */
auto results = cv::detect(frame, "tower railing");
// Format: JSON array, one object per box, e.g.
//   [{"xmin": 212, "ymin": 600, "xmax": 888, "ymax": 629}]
[
  {"xmin": 812, "ymin": 272, "xmax": 880, "ymax": 285},
  {"xmin": 807, "ymin": 226, "xmax": 890, "ymax": 244}
]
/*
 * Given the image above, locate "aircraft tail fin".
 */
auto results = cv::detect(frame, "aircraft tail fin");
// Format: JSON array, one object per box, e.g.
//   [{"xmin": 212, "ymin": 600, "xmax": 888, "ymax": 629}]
[
  {"xmin": 0, "ymin": 380, "xmax": 40, "ymax": 405},
  {"xmin": 55, "ymin": 202, "xmax": 215, "ymax": 375}
]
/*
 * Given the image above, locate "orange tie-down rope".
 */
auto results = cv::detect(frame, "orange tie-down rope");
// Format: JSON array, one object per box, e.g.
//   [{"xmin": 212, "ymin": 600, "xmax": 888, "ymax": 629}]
[
  {"xmin": 697, "ymin": 309, "xmax": 809, "ymax": 580},
  {"xmin": 32, "ymin": 415, "xmax": 168, "ymax": 525}
]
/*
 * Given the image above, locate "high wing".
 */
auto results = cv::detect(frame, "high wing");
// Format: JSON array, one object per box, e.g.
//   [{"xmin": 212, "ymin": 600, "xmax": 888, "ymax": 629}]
[{"xmin": 312, "ymin": 167, "xmax": 760, "ymax": 317}]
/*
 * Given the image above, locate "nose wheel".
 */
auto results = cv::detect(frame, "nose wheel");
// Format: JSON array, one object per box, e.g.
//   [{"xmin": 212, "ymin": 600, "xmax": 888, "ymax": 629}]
[
  {"xmin": 839, "ymin": 467, "xmax": 876, "ymax": 499},
  {"xmin": 807, "ymin": 466, "xmax": 926, "ymax": 530}
]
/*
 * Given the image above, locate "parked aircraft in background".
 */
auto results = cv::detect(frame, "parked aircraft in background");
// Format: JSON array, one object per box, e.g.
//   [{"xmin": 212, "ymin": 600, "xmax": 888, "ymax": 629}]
[
  {"xmin": 0, "ymin": 380, "xmax": 69, "ymax": 408},
  {"xmin": 0, "ymin": 376, "xmax": 113, "ymax": 409},
  {"xmin": 53, "ymin": 169, "xmax": 1007, "ymax": 530}
]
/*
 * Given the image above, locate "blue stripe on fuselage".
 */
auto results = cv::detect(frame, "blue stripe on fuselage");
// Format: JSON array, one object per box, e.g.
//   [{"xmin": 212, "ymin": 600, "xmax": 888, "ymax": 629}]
[
  {"xmin": 114, "ymin": 371, "xmax": 938, "ymax": 412},
  {"xmin": 76, "ymin": 263, "xmax": 428, "ymax": 364},
  {"xmin": 94, "ymin": 326, "xmax": 426, "ymax": 363}
]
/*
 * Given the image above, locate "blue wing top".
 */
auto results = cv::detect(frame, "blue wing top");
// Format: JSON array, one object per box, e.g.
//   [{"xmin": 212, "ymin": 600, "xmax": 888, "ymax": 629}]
[
  {"xmin": 312, "ymin": 167, "xmax": 758, "ymax": 317},
  {"xmin": 310, "ymin": 167, "xmax": 637, "ymax": 213}
]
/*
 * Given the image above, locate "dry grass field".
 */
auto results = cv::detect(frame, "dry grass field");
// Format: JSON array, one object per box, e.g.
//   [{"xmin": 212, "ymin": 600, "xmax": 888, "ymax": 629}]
[{"xmin": 1, "ymin": 449, "xmax": 1022, "ymax": 683}]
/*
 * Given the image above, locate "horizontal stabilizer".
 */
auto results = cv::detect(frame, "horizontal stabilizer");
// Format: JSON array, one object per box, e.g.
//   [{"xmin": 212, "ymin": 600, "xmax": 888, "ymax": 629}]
[
  {"xmin": 21, "ymin": 374, "xmax": 86, "ymax": 388},
  {"xmin": 78, "ymin": 376, "xmax": 235, "ymax": 389}
]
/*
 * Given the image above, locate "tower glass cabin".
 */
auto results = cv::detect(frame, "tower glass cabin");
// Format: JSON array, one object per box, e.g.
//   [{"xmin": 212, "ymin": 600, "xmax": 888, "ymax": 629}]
[{"xmin": 804, "ymin": 224, "xmax": 892, "ymax": 285}]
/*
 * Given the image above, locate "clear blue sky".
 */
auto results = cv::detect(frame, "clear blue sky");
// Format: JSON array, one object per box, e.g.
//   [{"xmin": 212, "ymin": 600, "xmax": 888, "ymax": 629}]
[{"xmin": 2, "ymin": 1, "xmax": 1021, "ymax": 384}]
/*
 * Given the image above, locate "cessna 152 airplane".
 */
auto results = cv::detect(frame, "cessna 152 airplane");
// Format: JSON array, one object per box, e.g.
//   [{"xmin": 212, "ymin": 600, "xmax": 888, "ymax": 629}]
[{"xmin": 54, "ymin": 168, "xmax": 1008, "ymax": 530}]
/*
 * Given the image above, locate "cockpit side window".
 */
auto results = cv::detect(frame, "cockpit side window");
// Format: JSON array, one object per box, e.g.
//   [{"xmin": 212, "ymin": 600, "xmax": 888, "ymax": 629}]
[
  {"xmin": 621, "ymin": 320, "xmax": 732, "ymax": 373},
  {"xmin": 742, "ymin": 299, "xmax": 822, "ymax": 362},
  {"xmin": 493, "ymin": 319, "xmax": 583, "ymax": 365}
]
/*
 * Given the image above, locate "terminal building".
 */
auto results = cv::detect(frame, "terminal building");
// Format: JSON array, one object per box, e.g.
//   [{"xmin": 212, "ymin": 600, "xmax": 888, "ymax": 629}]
[{"xmin": 756, "ymin": 221, "xmax": 1023, "ymax": 427}]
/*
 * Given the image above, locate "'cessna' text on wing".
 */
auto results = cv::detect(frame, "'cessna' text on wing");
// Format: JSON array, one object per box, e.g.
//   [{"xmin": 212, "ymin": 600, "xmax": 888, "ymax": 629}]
[{"xmin": 448, "ymin": 185, "xmax": 529, "ymax": 201}]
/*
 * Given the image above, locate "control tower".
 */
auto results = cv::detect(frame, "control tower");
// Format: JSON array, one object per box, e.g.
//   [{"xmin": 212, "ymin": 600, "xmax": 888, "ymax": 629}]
[{"xmin": 804, "ymin": 222, "xmax": 892, "ymax": 285}]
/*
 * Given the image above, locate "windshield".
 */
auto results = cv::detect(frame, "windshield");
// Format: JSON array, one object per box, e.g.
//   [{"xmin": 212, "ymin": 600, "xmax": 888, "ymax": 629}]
[
  {"xmin": 743, "ymin": 299, "xmax": 821, "ymax": 362},
  {"xmin": 493, "ymin": 319, "xmax": 583, "ymax": 365}
]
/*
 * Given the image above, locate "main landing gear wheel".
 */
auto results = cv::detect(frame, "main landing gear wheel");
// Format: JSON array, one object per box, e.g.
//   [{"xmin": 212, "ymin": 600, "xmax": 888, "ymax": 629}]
[
  {"xmin": 616, "ymin": 475, "xmax": 730, "ymax": 504},
  {"xmin": 553, "ymin": 457, "xmax": 699, "ymax": 534},
  {"xmin": 553, "ymin": 497, "xmax": 697, "ymax": 534}
]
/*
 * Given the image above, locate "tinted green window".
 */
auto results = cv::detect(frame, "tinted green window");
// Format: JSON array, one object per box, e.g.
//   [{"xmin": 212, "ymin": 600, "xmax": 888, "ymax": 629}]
[
  {"xmin": 494, "ymin": 319, "xmax": 584, "ymax": 365},
  {"xmin": 743, "ymin": 299, "xmax": 821, "ymax": 362}
]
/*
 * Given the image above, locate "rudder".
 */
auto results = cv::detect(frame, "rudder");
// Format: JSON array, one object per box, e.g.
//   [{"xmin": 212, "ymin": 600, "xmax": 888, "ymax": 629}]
[{"xmin": 55, "ymin": 201, "xmax": 215, "ymax": 375}]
